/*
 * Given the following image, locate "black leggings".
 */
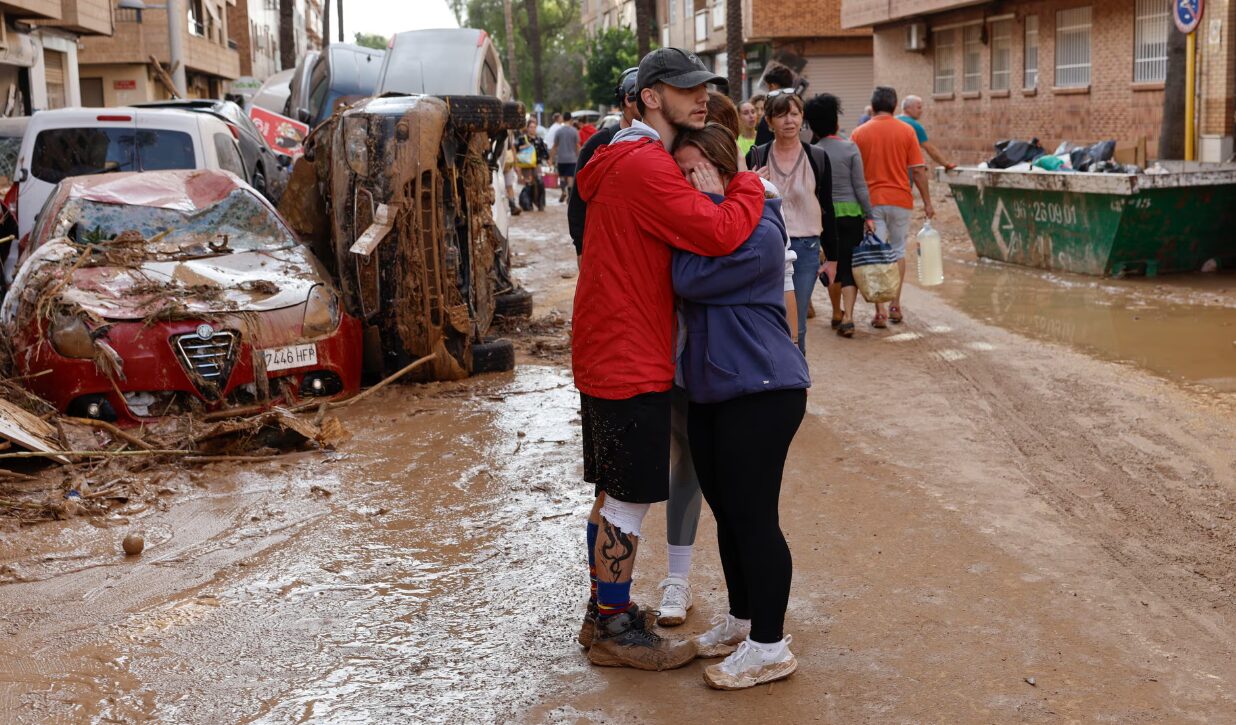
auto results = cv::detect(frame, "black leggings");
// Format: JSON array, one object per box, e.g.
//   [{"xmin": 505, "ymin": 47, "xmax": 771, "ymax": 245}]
[{"xmin": 688, "ymin": 388, "xmax": 806, "ymax": 643}]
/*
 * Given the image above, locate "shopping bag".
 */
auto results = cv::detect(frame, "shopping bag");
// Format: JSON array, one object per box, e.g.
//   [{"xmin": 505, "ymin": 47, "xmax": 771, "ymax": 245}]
[
  {"xmin": 518, "ymin": 185, "xmax": 534, "ymax": 211},
  {"xmin": 851, "ymin": 231, "xmax": 901, "ymax": 303},
  {"xmin": 515, "ymin": 144, "xmax": 537, "ymax": 168}
]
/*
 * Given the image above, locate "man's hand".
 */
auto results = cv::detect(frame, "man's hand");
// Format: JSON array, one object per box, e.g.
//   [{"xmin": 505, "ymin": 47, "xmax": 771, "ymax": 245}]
[
  {"xmin": 864, "ymin": 219, "xmax": 877, "ymax": 235},
  {"xmin": 923, "ymin": 200, "xmax": 936, "ymax": 219},
  {"xmin": 689, "ymin": 160, "xmax": 726, "ymax": 195}
]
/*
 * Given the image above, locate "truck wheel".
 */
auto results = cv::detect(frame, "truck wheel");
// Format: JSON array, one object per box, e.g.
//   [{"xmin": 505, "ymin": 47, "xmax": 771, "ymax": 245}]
[
  {"xmin": 471, "ymin": 337, "xmax": 515, "ymax": 374},
  {"xmin": 440, "ymin": 96, "xmax": 526, "ymax": 134},
  {"xmin": 494, "ymin": 287, "xmax": 533, "ymax": 319}
]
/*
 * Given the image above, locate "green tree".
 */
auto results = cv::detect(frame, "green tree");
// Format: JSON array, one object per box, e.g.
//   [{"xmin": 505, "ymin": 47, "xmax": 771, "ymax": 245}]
[
  {"xmin": 462, "ymin": 0, "xmax": 586, "ymax": 110},
  {"xmin": 584, "ymin": 27, "xmax": 639, "ymax": 108},
  {"xmin": 354, "ymin": 32, "xmax": 388, "ymax": 50}
]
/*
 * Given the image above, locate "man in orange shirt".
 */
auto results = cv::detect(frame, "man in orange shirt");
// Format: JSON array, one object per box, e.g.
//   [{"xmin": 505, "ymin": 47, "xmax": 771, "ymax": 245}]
[{"xmin": 850, "ymin": 86, "xmax": 933, "ymax": 327}]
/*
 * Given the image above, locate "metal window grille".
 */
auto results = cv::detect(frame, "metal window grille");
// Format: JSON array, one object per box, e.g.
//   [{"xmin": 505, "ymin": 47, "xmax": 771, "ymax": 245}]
[
  {"xmin": 934, "ymin": 29, "xmax": 956, "ymax": 94},
  {"xmin": 1134, "ymin": 0, "xmax": 1169, "ymax": 82},
  {"xmin": 1024, "ymin": 15, "xmax": 1039, "ymax": 88},
  {"xmin": 695, "ymin": 10, "xmax": 706, "ymax": 41},
  {"xmin": 990, "ymin": 20, "xmax": 1012, "ymax": 91},
  {"xmin": 1055, "ymin": 6, "xmax": 1092, "ymax": 88},
  {"xmin": 713, "ymin": 0, "xmax": 724, "ymax": 29},
  {"xmin": 963, "ymin": 25, "xmax": 982, "ymax": 92}
]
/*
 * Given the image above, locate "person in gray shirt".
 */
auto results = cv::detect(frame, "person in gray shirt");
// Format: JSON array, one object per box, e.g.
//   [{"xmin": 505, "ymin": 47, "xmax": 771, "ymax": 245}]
[
  {"xmin": 805, "ymin": 94, "xmax": 876, "ymax": 338},
  {"xmin": 553, "ymin": 112, "xmax": 582, "ymax": 203}
]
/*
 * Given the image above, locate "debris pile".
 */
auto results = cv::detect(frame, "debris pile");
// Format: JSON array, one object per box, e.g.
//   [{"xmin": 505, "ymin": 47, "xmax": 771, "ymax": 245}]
[{"xmin": 979, "ymin": 138, "xmax": 1140, "ymax": 174}]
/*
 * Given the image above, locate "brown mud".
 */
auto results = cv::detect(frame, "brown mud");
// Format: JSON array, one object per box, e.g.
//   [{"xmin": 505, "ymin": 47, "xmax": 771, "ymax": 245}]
[{"xmin": 2, "ymin": 194, "xmax": 1236, "ymax": 722}]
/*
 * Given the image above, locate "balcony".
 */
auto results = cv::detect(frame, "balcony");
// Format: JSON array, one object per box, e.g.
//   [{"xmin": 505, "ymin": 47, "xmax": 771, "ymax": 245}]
[
  {"xmin": 842, "ymin": 0, "xmax": 986, "ymax": 29},
  {"xmin": 0, "ymin": 0, "xmax": 62, "ymax": 21},
  {"xmin": 26, "ymin": 0, "xmax": 113, "ymax": 35},
  {"xmin": 79, "ymin": 6, "xmax": 239, "ymax": 79}
]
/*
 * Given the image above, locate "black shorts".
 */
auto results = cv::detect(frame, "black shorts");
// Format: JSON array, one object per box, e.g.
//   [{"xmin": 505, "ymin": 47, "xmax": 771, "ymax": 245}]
[
  {"xmin": 557, "ymin": 162, "xmax": 577, "ymax": 178},
  {"xmin": 581, "ymin": 390, "xmax": 672, "ymax": 504},
  {"xmin": 833, "ymin": 215, "xmax": 866, "ymax": 288}
]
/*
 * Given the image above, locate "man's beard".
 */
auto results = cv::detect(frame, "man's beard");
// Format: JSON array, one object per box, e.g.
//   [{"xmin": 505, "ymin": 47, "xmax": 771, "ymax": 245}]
[{"xmin": 665, "ymin": 101, "xmax": 704, "ymax": 132}]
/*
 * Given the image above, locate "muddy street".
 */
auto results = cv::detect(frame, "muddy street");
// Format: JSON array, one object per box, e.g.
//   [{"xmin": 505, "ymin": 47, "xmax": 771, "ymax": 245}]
[{"xmin": 3, "ymin": 193, "xmax": 1236, "ymax": 722}]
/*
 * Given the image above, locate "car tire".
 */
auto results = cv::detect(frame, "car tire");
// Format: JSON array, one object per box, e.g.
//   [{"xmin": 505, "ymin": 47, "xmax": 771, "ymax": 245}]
[
  {"xmin": 494, "ymin": 287, "xmax": 533, "ymax": 319},
  {"xmin": 471, "ymin": 337, "xmax": 515, "ymax": 374},
  {"xmin": 440, "ymin": 96, "xmax": 525, "ymax": 134}
]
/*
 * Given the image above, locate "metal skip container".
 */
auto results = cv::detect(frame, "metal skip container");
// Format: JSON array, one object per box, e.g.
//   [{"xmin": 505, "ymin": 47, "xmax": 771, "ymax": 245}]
[{"xmin": 946, "ymin": 164, "xmax": 1236, "ymax": 277}]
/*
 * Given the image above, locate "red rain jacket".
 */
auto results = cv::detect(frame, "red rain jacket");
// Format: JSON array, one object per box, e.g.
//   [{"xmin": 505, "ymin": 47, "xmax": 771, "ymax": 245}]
[{"xmin": 572, "ymin": 135, "xmax": 765, "ymax": 400}]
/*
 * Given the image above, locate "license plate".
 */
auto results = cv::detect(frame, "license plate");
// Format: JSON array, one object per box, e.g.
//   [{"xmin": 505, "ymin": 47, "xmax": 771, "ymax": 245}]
[{"xmin": 262, "ymin": 343, "xmax": 318, "ymax": 372}]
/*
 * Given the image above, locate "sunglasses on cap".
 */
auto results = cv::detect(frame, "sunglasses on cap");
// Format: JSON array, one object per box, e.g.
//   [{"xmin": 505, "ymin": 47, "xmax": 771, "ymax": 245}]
[{"xmin": 766, "ymin": 88, "xmax": 796, "ymax": 98}]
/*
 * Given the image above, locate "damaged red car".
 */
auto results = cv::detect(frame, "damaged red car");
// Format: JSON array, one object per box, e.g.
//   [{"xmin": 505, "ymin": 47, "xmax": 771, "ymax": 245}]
[{"xmin": 2, "ymin": 169, "xmax": 362, "ymax": 425}]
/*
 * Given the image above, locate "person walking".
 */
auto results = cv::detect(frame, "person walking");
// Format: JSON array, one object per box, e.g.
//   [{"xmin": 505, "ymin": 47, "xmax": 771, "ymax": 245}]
[
  {"xmin": 752, "ymin": 63, "xmax": 795, "ymax": 146},
  {"xmin": 573, "ymin": 47, "xmax": 766, "ymax": 671},
  {"xmin": 554, "ymin": 113, "xmax": 581, "ymax": 203},
  {"xmin": 850, "ymin": 86, "xmax": 934, "ymax": 326},
  {"xmin": 747, "ymin": 91, "xmax": 838, "ymax": 353},
  {"xmin": 805, "ymin": 94, "xmax": 876, "ymax": 338},
  {"xmin": 897, "ymin": 95, "xmax": 956, "ymax": 171},
  {"xmin": 546, "ymin": 111, "xmax": 564, "ymax": 151},
  {"xmin": 737, "ymin": 101, "xmax": 758, "ymax": 158},
  {"xmin": 513, "ymin": 117, "xmax": 548, "ymax": 211},
  {"xmin": 669, "ymin": 122, "xmax": 811, "ymax": 690},
  {"xmin": 568, "ymin": 67, "xmax": 639, "ymax": 264}
]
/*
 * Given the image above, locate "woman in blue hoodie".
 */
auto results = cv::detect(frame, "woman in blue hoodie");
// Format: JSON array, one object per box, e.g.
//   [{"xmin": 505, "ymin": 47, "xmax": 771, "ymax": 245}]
[{"xmin": 670, "ymin": 123, "xmax": 811, "ymax": 691}]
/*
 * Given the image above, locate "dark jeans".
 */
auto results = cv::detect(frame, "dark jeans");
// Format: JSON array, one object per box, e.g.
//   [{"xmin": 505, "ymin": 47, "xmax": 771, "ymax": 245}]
[
  {"xmin": 521, "ymin": 168, "xmax": 545, "ymax": 210},
  {"xmin": 688, "ymin": 388, "xmax": 806, "ymax": 643}
]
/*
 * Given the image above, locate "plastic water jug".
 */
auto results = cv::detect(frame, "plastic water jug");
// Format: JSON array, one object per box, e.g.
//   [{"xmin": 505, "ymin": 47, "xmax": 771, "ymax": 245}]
[{"xmin": 916, "ymin": 221, "xmax": 944, "ymax": 287}]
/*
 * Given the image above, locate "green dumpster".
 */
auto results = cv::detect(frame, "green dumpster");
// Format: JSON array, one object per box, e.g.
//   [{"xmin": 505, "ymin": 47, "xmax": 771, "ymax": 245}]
[{"xmin": 946, "ymin": 164, "xmax": 1236, "ymax": 276}]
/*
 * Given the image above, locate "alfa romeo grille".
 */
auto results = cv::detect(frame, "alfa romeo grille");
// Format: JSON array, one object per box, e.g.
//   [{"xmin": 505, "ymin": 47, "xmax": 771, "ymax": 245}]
[{"xmin": 173, "ymin": 330, "xmax": 237, "ymax": 388}]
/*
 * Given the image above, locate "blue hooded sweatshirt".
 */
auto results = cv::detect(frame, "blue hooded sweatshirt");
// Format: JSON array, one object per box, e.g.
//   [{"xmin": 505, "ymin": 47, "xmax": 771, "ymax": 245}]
[{"xmin": 672, "ymin": 194, "xmax": 812, "ymax": 404}]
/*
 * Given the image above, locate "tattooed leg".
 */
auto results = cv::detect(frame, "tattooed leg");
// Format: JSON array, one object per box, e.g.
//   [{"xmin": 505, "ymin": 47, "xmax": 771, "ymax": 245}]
[{"xmin": 596, "ymin": 516, "xmax": 640, "ymax": 583}]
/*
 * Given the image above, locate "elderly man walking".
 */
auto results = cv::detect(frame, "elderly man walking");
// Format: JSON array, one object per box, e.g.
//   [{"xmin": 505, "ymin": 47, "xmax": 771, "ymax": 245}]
[
  {"xmin": 850, "ymin": 86, "xmax": 933, "ymax": 327},
  {"xmin": 897, "ymin": 95, "xmax": 956, "ymax": 171}
]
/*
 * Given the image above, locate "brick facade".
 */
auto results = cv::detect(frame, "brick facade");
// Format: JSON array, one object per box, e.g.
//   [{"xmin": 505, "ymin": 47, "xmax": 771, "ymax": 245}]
[
  {"xmin": 864, "ymin": 0, "xmax": 1235, "ymax": 163},
  {"xmin": 752, "ymin": 0, "xmax": 867, "ymax": 39}
]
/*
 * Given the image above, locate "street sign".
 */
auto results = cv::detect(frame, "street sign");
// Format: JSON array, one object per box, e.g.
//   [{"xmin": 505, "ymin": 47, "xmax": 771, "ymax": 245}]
[
  {"xmin": 1174, "ymin": 0, "xmax": 1203, "ymax": 34},
  {"xmin": 533, "ymin": 102, "xmax": 544, "ymax": 113}
]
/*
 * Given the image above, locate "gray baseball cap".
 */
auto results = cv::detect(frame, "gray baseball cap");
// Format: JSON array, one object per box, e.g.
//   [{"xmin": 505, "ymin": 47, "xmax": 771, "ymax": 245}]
[{"xmin": 636, "ymin": 48, "xmax": 727, "ymax": 93}]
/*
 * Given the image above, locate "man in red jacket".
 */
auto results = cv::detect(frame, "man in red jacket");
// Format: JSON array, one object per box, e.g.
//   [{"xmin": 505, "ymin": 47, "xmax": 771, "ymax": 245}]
[{"xmin": 572, "ymin": 47, "xmax": 766, "ymax": 671}]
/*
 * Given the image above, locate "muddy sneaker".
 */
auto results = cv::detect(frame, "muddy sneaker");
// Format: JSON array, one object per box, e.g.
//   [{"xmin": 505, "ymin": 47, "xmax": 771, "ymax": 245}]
[
  {"xmin": 703, "ymin": 636, "xmax": 797, "ymax": 690},
  {"xmin": 578, "ymin": 601, "xmax": 598, "ymax": 648},
  {"xmin": 656, "ymin": 577, "xmax": 693, "ymax": 626},
  {"xmin": 694, "ymin": 613, "xmax": 751, "ymax": 658},
  {"xmin": 588, "ymin": 606, "xmax": 697, "ymax": 671}
]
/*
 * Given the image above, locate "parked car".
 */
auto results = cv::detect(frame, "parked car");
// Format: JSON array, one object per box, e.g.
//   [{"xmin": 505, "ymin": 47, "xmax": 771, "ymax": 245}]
[
  {"xmin": 288, "ymin": 44, "xmax": 384, "ymax": 129},
  {"xmin": 1, "ymin": 170, "xmax": 362, "ymax": 426},
  {"xmin": 249, "ymin": 67, "xmax": 295, "ymax": 116},
  {"xmin": 6, "ymin": 107, "xmax": 246, "ymax": 281},
  {"xmin": 135, "ymin": 99, "xmax": 287, "ymax": 202},
  {"xmin": 280, "ymin": 91, "xmax": 525, "ymax": 381},
  {"xmin": 284, "ymin": 50, "xmax": 320, "ymax": 118},
  {"xmin": 373, "ymin": 28, "xmax": 530, "ymax": 319}
]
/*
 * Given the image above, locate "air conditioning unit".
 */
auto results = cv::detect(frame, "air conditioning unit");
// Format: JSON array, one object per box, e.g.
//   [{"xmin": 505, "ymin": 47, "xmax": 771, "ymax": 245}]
[{"xmin": 905, "ymin": 21, "xmax": 928, "ymax": 52}]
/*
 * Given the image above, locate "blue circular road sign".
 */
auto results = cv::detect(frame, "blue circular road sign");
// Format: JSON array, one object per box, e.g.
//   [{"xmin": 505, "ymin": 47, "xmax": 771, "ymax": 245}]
[{"xmin": 1174, "ymin": 0, "xmax": 1203, "ymax": 33}]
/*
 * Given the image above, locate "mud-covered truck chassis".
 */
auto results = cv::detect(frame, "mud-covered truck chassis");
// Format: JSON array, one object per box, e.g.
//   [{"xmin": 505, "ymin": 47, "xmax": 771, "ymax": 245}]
[{"xmin": 280, "ymin": 94, "xmax": 526, "ymax": 381}]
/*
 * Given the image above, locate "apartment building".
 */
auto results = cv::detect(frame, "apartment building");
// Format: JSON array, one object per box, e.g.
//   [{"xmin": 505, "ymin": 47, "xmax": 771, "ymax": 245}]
[
  {"xmin": 580, "ymin": 0, "xmax": 873, "ymax": 131},
  {"xmin": 228, "ymin": 0, "xmax": 280, "ymax": 82},
  {"xmin": 842, "ymin": 0, "xmax": 1236, "ymax": 163},
  {"xmin": 0, "ymin": 0, "xmax": 114, "ymax": 114}
]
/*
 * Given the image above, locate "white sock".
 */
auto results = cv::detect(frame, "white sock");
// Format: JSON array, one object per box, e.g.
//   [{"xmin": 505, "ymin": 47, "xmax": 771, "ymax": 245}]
[
  {"xmin": 747, "ymin": 637, "xmax": 788, "ymax": 657},
  {"xmin": 666, "ymin": 544, "xmax": 693, "ymax": 580}
]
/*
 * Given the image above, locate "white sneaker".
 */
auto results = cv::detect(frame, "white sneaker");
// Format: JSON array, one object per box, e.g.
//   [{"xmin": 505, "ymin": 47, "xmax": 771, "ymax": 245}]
[
  {"xmin": 703, "ymin": 635, "xmax": 798, "ymax": 690},
  {"xmin": 656, "ymin": 576, "xmax": 693, "ymax": 626},
  {"xmin": 693, "ymin": 613, "xmax": 751, "ymax": 658}
]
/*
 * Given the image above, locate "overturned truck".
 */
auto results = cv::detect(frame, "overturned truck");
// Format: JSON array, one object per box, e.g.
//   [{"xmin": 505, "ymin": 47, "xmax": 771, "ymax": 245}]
[{"xmin": 280, "ymin": 93, "xmax": 530, "ymax": 381}]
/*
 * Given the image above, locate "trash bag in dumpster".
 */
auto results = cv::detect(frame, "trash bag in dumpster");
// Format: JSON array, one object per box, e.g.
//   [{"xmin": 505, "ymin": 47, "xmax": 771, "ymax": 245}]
[
  {"xmin": 988, "ymin": 138, "xmax": 1045, "ymax": 169},
  {"xmin": 852, "ymin": 232, "xmax": 901, "ymax": 303},
  {"xmin": 1033, "ymin": 154, "xmax": 1066, "ymax": 171},
  {"xmin": 1069, "ymin": 139, "xmax": 1116, "ymax": 172}
]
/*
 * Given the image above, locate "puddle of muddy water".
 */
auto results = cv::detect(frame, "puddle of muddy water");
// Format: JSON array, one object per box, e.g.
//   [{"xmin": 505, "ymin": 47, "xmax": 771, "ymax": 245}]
[{"xmin": 929, "ymin": 257, "xmax": 1236, "ymax": 393}]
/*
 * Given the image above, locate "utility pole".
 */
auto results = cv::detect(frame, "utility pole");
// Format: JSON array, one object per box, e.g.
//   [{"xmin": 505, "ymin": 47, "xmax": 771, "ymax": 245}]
[
  {"xmin": 337, "ymin": 0, "xmax": 343, "ymax": 43},
  {"xmin": 322, "ymin": 0, "xmax": 331, "ymax": 48},
  {"xmin": 503, "ymin": 0, "xmax": 519, "ymax": 98},
  {"xmin": 167, "ymin": 0, "xmax": 187, "ymax": 96}
]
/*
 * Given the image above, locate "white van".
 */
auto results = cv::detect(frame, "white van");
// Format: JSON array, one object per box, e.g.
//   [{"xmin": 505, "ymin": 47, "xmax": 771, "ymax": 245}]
[{"xmin": 8, "ymin": 108, "xmax": 245, "ymax": 279}]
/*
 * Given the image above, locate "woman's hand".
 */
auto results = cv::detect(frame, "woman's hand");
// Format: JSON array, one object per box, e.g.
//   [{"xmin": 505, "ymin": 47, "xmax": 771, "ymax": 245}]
[
  {"xmin": 689, "ymin": 159, "xmax": 726, "ymax": 195},
  {"xmin": 753, "ymin": 165, "xmax": 772, "ymax": 180},
  {"xmin": 864, "ymin": 219, "xmax": 877, "ymax": 235},
  {"xmin": 819, "ymin": 260, "xmax": 837, "ymax": 283}
]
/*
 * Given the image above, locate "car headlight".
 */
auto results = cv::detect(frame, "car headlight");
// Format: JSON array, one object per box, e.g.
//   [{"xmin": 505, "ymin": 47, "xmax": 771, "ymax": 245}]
[
  {"xmin": 301, "ymin": 284, "xmax": 341, "ymax": 337},
  {"xmin": 50, "ymin": 315, "xmax": 95, "ymax": 359},
  {"xmin": 344, "ymin": 116, "xmax": 369, "ymax": 177}
]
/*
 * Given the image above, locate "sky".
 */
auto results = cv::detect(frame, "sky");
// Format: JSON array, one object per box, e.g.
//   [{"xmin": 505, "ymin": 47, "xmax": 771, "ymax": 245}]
[{"xmin": 343, "ymin": 0, "xmax": 460, "ymax": 41}]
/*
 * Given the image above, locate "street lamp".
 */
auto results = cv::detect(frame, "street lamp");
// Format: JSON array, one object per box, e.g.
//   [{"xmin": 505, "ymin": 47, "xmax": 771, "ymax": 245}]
[{"xmin": 117, "ymin": 0, "xmax": 187, "ymax": 98}]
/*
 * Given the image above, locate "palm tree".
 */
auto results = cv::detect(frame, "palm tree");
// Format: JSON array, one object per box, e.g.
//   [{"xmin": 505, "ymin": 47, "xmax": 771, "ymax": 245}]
[
  {"xmin": 522, "ymin": 0, "xmax": 544, "ymax": 106},
  {"xmin": 725, "ymin": 0, "xmax": 744, "ymax": 101},
  {"xmin": 635, "ymin": 0, "xmax": 652, "ymax": 56},
  {"xmin": 279, "ymin": 0, "xmax": 295, "ymax": 69},
  {"xmin": 503, "ymin": 0, "xmax": 520, "ymax": 98}
]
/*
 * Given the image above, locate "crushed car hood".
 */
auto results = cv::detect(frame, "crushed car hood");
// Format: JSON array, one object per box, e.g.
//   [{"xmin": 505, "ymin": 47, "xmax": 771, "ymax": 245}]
[{"xmin": 5, "ymin": 240, "xmax": 322, "ymax": 322}]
